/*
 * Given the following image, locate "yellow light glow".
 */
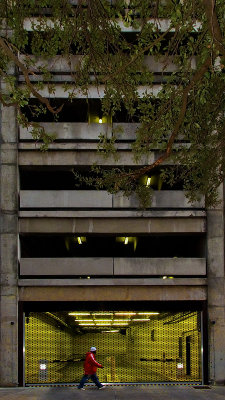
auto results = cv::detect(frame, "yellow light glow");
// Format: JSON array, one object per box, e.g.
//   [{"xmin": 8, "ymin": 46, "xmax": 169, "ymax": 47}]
[
  {"xmin": 137, "ymin": 312, "xmax": 160, "ymax": 315},
  {"xmin": 77, "ymin": 237, "xmax": 82, "ymax": 245},
  {"xmin": 115, "ymin": 312, "xmax": 136, "ymax": 316},
  {"xmin": 69, "ymin": 312, "xmax": 90, "ymax": 316},
  {"xmin": 75, "ymin": 319, "xmax": 94, "ymax": 322},
  {"xmin": 146, "ymin": 177, "xmax": 151, "ymax": 186},
  {"xmin": 132, "ymin": 319, "xmax": 150, "ymax": 322},
  {"xmin": 93, "ymin": 313, "xmax": 113, "ymax": 316},
  {"xmin": 114, "ymin": 319, "xmax": 130, "ymax": 322},
  {"xmin": 169, "ymin": 276, "xmax": 174, "ymax": 279},
  {"xmin": 99, "ymin": 118, "xmax": 103, "ymax": 124},
  {"xmin": 124, "ymin": 237, "xmax": 129, "ymax": 245},
  {"xmin": 93, "ymin": 319, "xmax": 113, "ymax": 322}
]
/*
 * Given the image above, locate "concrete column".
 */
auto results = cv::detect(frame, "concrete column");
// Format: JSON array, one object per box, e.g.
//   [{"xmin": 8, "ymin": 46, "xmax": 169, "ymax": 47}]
[
  {"xmin": 0, "ymin": 94, "xmax": 18, "ymax": 386},
  {"xmin": 207, "ymin": 184, "xmax": 225, "ymax": 385}
]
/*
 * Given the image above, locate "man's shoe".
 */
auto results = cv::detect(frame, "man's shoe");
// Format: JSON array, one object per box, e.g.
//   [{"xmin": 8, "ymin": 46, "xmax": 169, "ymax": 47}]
[
  {"xmin": 78, "ymin": 387, "xmax": 85, "ymax": 390},
  {"xmin": 99, "ymin": 386, "xmax": 105, "ymax": 389}
]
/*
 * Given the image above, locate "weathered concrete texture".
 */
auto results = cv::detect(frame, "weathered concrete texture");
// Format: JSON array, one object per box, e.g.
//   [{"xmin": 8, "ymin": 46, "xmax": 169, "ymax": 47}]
[
  {"xmin": 19, "ymin": 217, "xmax": 206, "ymax": 234},
  {"xmin": 0, "ymin": 385, "xmax": 224, "ymax": 400},
  {"xmin": 207, "ymin": 185, "xmax": 225, "ymax": 385},
  {"xmin": 18, "ymin": 285, "xmax": 207, "ymax": 302},
  {"xmin": 20, "ymin": 189, "xmax": 204, "ymax": 209},
  {"xmin": 18, "ymin": 278, "xmax": 207, "ymax": 286},
  {"xmin": 19, "ymin": 257, "xmax": 206, "ymax": 277},
  {"xmin": 0, "ymin": 103, "xmax": 18, "ymax": 386}
]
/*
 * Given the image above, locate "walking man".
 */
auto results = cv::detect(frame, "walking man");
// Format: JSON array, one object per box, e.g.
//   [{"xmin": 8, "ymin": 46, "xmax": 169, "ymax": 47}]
[{"xmin": 78, "ymin": 346, "xmax": 104, "ymax": 390}]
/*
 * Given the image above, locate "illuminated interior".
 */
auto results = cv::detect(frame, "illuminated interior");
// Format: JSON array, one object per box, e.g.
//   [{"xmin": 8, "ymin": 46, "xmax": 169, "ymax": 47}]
[{"xmin": 25, "ymin": 310, "xmax": 202, "ymax": 384}]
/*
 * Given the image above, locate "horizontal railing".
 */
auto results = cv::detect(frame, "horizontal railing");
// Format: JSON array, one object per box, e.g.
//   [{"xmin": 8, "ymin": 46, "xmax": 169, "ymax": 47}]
[
  {"xmin": 19, "ymin": 257, "xmax": 206, "ymax": 277},
  {"xmin": 20, "ymin": 190, "xmax": 205, "ymax": 209}
]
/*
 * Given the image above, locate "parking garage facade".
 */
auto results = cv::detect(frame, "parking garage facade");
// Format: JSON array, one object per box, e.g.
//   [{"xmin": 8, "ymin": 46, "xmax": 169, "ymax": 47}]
[{"xmin": 1, "ymin": 14, "xmax": 225, "ymax": 389}]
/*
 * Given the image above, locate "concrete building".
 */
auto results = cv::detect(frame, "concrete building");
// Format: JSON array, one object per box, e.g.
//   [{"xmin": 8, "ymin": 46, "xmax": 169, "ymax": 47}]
[{"xmin": 0, "ymin": 14, "xmax": 225, "ymax": 387}]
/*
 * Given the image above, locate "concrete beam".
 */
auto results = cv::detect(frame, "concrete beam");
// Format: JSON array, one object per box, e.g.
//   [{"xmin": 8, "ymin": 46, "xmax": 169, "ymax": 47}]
[
  {"xmin": 19, "ymin": 210, "xmax": 206, "ymax": 218},
  {"xmin": 19, "ymin": 257, "xmax": 206, "ymax": 277},
  {"xmin": 19, "ymin": 190, "xmax": 204, "ymax": 209},
  {"xmin": 18, "ymin": 285, "xmax": 207, "ymax": 302}
]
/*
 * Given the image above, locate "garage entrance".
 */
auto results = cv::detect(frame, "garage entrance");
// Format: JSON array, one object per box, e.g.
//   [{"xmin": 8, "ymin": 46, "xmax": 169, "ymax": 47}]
[{"xmin": 24, "ymin": 308, "xmax": 203, "ymax": 384}]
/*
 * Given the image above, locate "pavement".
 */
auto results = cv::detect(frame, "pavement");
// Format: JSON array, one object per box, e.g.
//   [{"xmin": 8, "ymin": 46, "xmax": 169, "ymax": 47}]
[{"xmin": 0, "ymin": 385, "xmax": 225, "ymax": 400}]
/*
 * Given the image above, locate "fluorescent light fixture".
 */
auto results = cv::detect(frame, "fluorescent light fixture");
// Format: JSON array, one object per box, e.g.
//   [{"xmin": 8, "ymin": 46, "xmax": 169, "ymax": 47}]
[
  {"xmin": 115, "ymin": 312, "xmax": 136, "ymax": 316},
  {"xmin": 93, "ymin": 313, "xmax": 113, "ymax": 316},
  {"xmin": 102, "ymin": 330, "xmax": 119, "ymax": 333},
  {"xmin": 137, "ymin": 312, "xmax": 159, "ymax": 315},
  {"xmin": 75, "ymin": 320, "xmax": 94, "ymax": 322},
  {"xmin": 77, "ymin": 237, "xmax": 82, "ymax": 245},
  {"xmin": 113, "ymin": 323, "xmax": 129, "ymax": 326},
  {"xmin": 146, "ymin": 177, "xmax": 151, "ymax": 186},
  {"xmin": 79, "ymin": 323, "xmax": 95, "ymax": 326},
  {"xmin": 132, "ymin": 319, "xmax": 150, "ymax": 322},
  {"xmin": 114, "ymin": 319, "xmax": 130, "ymax": 322},
  {"xmin": 93, "ymin": 319, "xmax": 113, "ymax": 322},
  {"xmin": 69, "ymin": 312, "xmax": 90, "ymax": 316},
  {"xmin": 124, "ymin": 237, "xmax": 129, "ymax": 245},
  {"xmin": 95, "ymin": 323, "xmax": 112, "ymax": 326}
]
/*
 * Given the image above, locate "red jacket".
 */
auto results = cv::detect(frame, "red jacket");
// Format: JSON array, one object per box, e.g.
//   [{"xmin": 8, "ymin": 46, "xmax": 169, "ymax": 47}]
[{"xmin": 84, "ymin": 352, "xmax": 102, "ymax": 374}]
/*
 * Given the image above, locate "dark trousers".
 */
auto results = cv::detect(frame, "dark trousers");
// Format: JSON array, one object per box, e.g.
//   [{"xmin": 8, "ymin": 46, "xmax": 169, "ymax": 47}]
[{"xmin": 78, "ymin": 373, "xmax": 103, "ymax": 388}]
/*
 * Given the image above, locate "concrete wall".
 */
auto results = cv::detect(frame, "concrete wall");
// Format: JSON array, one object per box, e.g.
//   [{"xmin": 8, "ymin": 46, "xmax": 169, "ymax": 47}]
[
  {"xmin": 19, "ymin": 257, "xmax": 206, "ymax": 277},
  {"xmin": 0, "ymin": 97, "xmax": 18, "ymax": 386},
  {"xmin": 207, "ymin": 185, "xmax": 225, "ymax": 385},
  {"xmin": 19, "ymin": 190, "xmax": 205, "ymax": 209}
]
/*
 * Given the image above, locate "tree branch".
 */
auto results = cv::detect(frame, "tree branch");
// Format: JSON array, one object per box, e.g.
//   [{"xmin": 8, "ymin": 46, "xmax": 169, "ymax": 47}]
[
  {"xmin": 126, "ymin": 55, "xmax": 212, "ymax": 180},
  {"xmin": 0, "ymin": 36, "xmax": 63, "ymax": 114},
  {"xmin": 202, "ymin": 0, "xmax": 225, "ymax": 60}
]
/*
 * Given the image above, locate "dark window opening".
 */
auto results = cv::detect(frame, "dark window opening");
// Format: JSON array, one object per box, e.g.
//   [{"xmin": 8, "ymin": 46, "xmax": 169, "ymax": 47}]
[
  {"xmin": 19, "ymin": 167, "xmax": 185, "ymax": 190},
  {"xmin": 20, "ymin": 234, "xmax": 206, "ymax": 258}
]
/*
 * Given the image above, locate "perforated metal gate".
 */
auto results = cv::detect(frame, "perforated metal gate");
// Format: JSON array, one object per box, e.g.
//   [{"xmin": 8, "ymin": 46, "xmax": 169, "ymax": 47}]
[{"xmin": 25, "ymin": 310, "xmax": 202, "ymax": 384}]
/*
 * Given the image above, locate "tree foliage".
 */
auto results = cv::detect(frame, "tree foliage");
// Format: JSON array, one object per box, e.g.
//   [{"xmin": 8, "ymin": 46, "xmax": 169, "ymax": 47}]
[{"xmin": 0, "ymin": 0, "xmax": 225, "ymax": 206}]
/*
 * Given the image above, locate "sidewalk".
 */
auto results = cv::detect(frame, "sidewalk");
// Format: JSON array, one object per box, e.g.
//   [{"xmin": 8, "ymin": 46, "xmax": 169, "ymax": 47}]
[{"xmin": 0, "ymin": 385, "xmax": 225, "ymax": 400}]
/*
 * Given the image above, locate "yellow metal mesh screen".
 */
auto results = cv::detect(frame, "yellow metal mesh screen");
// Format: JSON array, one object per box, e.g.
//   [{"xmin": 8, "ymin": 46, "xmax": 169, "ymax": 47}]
[{"xmin": 25, "ymin": 311, "xmax": 202, "ymax": 384}]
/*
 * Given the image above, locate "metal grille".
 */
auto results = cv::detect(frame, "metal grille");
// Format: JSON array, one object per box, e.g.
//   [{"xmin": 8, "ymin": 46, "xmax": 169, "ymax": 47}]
[{"xmin": 25, "ymin": 310, "xmax": 202, "ymax": 384}]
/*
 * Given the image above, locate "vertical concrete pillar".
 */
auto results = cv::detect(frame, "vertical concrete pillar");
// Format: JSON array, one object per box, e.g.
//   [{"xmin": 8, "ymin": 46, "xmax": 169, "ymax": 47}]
[
  {"xmin": 207, "ymin": 185, "xmax": 225, "ymax": 385},
  {"xmin": 0, "ymin": 92, "xmax": 18, "ymax": 386}
]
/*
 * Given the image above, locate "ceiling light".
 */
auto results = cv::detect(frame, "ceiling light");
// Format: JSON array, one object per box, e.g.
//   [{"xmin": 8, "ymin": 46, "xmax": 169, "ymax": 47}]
[
  {"xmin": 137, "ymin": 312, "xmax": 159, "ymax": 315},
  {"xmin": 93, "ymin": 313, "xmax": 113, "ymax": 316},
  {"xmin": 132, "ymin": 319, "xmax": 150, "ymax": 322},
  {"xmin": 69, "ymin": 312, "xmax": 90, "ymax": 316},
  {"xmin": 77, "ymin": 237, "xmax": 82, "ymax": 245},
  {"xmin": 99, "ymin": 118, "xmax": 102, "ymax": 124},
  {"xmin": 93, "ymin": 319, "xmax": 112, "ymax": 322},
  {"xmin": 124, "ymin": 237, "xmax": 129, "ymax": 245},
  {"xmin": 75, "ymin": 320, "xmax": 94, "ymax": 322},
  {"xmin": 114, "ymin": 319, "xmax": 130, "ymax": 322},
  {"xmin": 113, "ymin": 323, "xmax": 129, "ymax": 326},
  {"xmin": 79, "ymin": 323, "xmax": 95, "ymax": 326},
  {"xmin": 102, "ymin": 330, "xmax": 119, "ymax": 333},
  {"xmin": 146, "ymin": 177, "xmax": 151, "ymax": 186},
  {"xmin": 115, "ymin": 312, "xmax": 136, "ymax": 316}
]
